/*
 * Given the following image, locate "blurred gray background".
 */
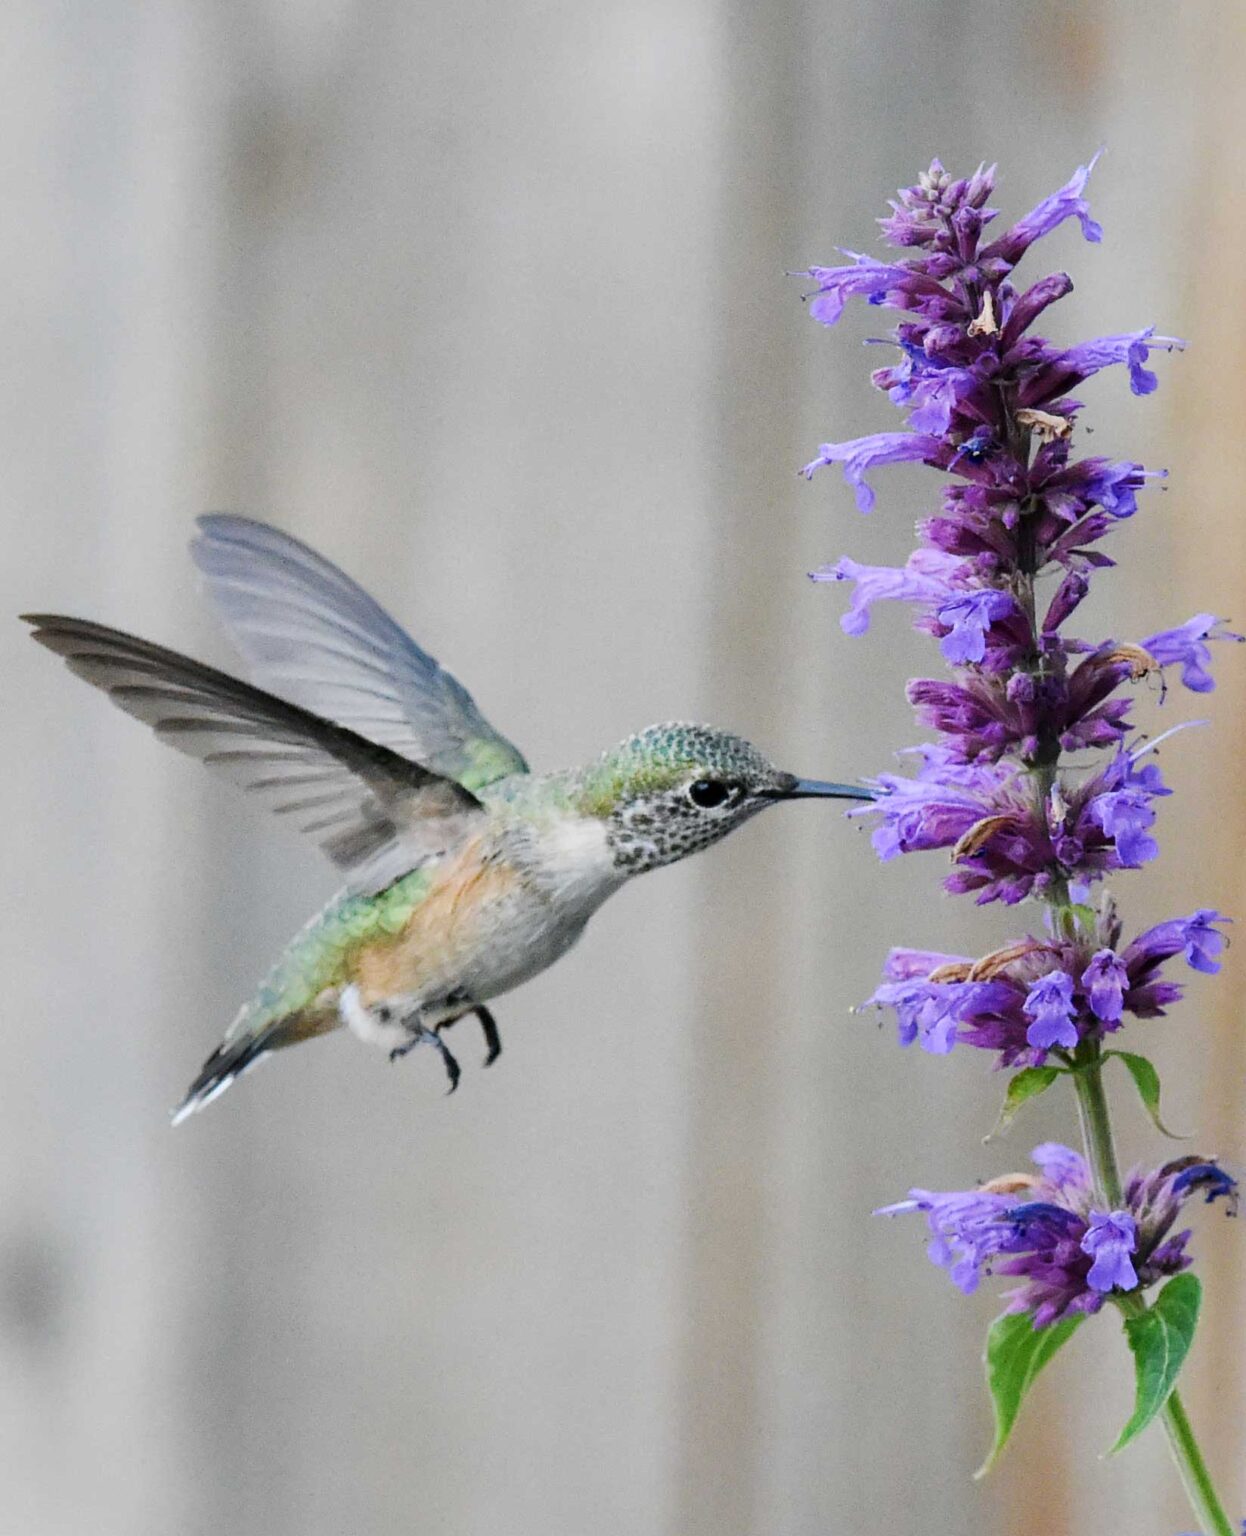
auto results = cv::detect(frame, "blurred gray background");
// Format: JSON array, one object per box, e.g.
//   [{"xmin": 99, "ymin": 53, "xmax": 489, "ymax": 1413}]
[{"xmin": 3, "ymin": 4, "xmax": 1244, "ymax": 1534}]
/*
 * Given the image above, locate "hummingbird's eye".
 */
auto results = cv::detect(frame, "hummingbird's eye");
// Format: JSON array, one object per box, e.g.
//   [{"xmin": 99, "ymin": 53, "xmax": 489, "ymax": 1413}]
[{"xmin": 688, "ymin": 778, "xmax": 731, "ymax": 809}]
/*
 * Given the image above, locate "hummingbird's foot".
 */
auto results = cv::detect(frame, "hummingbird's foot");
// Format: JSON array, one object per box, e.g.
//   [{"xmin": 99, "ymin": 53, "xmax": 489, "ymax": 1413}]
[{"xmin": 389, "ymin": 1024, "xmax": 462, "ymax": 1094}]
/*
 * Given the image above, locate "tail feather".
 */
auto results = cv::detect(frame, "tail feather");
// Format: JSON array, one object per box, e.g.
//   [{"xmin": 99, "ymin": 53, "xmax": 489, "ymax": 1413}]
[{"xmin": 171, "ymin": 1009, "xmax": 336, "ymax": 1126}]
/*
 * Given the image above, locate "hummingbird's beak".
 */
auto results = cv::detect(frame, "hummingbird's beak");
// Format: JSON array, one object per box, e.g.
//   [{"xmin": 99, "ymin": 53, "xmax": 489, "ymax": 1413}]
[{"xmin": 780, "ymin": 777, "xmax": 877, "ymax": 802}]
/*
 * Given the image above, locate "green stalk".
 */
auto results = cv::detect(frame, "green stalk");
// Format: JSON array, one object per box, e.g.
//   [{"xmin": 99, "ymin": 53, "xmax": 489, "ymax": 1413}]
[
  {"xmin": 1159, "ymin": 1388, "xmax": 1235, "ymax": 1536},
  {"xmin": 1012, "ymin": 507, "xmax": 1233, "ymax": 1536},
  {"xmin": 1072, "ymin": 1052, "xmax": 1234, "ymax": 1536}
]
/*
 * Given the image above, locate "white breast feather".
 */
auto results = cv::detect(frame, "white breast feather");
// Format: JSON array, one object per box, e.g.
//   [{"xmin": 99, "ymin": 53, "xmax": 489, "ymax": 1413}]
[{"xmin": 536, "ymin": 813, "xmax": 618, "ymax": 910}]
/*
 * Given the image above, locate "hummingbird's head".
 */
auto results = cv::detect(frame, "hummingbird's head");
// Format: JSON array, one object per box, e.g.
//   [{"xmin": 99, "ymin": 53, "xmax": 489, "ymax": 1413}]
[{"xmin": 579, "ymin": 722, "xmax": 873, "ymax": 875}]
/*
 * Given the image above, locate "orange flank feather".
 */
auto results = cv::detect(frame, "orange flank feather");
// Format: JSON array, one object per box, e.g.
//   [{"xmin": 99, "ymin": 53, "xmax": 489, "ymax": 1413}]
[{"xmin": 350, "ymin": 837, "xmax": 523, "ymax": 1004}]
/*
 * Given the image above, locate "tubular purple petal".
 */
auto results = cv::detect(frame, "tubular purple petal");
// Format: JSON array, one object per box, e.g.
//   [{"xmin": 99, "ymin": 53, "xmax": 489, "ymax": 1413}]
[
  {"xmin": 801, "ymin": 431, "xmax": 944, "ymax": 511},
  {"xmin": 1023, "ymin": 970, "xmax": 1079, "ymax": 1050},
  {"xmin": 1082, "ymin": 948, "xmax": 1129, "ymax": 1023},
  {"xmin": 801, "ymin": 255, "xmax": 919, "ymax": 325},
  {"xmin": 935, "ymin": 589, "xmax": 1019, "ymax": 664},
  {"xmin": 1081, "ymin": 1210, "xmax": 1139, "ymax": 1292},
  {"xmin": 1053, "ymin": 328, "xmax": 1186, "ymax": 396},
  {"xmin": 981, "ymin": 154, "xmax": 1104, "ymax": 266},
  {"xmin": 1140, "ymin": 614, "xmax": 1245, "ymax": 693},
  {"xmin": 810, "ymin": 548, "xmax": 965, "ymax": 635}
]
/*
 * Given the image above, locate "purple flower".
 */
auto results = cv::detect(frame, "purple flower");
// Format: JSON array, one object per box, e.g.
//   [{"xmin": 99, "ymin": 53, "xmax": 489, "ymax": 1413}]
[
  {"xmin": 851, "ymin": 747, "xmax": 1068, "ymax": 905},
  {"xmin": 1124, "ymin": 909, "xmax": 1231, "ymax": 979},
  {"xmin": 1087, "ymin": 791, "xmax": 1159, "ymax": 866},
  {"xmin": 1023, "ymin": 970, "xmax": 1078, "ymax": 1050},
  {"xmin": 865, "ymin": 908, "xmax": 1231, "ymax": 1069},
  {"xmin": 873, "ymin": 979, "xmax": 959, "ymax": 1053},
  {"xmin": 980, "ymin": 154, "xmax": 1103, "ymax": 266},
  {"xmin": 860, "ymin": 734, "xmax": 1186, "ymax": 901},
  {"xmin": 800, "ymin": 431, "xmax": 944, "ymax": 512},
  {"xmin": 898, "ymin": 364, "xmax": 977, "ymax": 435},
  {"xmin": 935, "ymin": 588, "xmax": 1019, "ymax": 664},
  {"xmin": 1078, "ymin": 750, "xmax": 1172, "ymax": 869},
  {"xmin": 1081, "ymin": 1210, "xmax": 1139, "ymax": 1291},
  {"xmin": 1082, "ymin": 949, "xmax": 1129, "ymax": 1023},
  {"xmin": 906, "ymin": 645, "xmax": 1140, "ymax": 765},
  {"xmin": 1141, "ymin": 615, "xmax": 1245, "ymax": 692},
  {"xmin": 1037, "ymin": 328, "xmax": 1186, "ymax": 400},
  {"xmin": 876, "ymin": 1186, "xmax": 1017, "ymax": 1293},
  {"xmin": 810, "ymin": 547, "xmax": 965, "ymax": 636},
  {"xmin": 801, "ymin": 254, "xmax": 933, "ymax": 326},
  {"xmin": 879, "ymin": 1144, "xmax": 1237, "ymax": 1326},
  {"xmin": 862, "ymin": 951, "xmax": 1020, "ymax": 1056}
]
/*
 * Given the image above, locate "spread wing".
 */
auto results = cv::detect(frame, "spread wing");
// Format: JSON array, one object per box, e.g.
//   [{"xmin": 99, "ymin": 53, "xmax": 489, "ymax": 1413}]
[
  {"xmin": 23, "ymin": 614, "xmax": 485, "ymax": 893},
  {"xmin": 191, "ymin": 515, "xmax": 529, "ymax": 795}
]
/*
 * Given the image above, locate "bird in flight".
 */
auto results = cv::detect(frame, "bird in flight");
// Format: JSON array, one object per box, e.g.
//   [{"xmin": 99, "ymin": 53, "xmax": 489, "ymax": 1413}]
[{"xmin": 24, "ymin": 517, "xmax": 871, "ymax": 1122}]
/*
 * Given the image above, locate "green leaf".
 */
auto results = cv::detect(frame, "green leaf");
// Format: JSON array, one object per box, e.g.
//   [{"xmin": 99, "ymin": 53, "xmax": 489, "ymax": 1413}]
[
  {"xmin": 985, "ymin": 1066, "xmax": 1060, "ymax": 1141},
  {"xmin": 1111, "ymin": 1274, "xmax": 1202, "ymax": 1453},
  {"xmin": 1105, "ymin": 1050, "xmax": 1190, "ymax": 1140},
  {"xmin": 975, "ymin": 1311, "xmax": 1085, "ymax": 1478}
]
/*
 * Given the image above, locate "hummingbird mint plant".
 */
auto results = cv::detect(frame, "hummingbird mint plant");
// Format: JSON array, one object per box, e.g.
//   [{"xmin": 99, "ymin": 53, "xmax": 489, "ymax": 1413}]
[{"xmin": 799, "ymin": 157, "xmax": 1240, "ymax": 1532}]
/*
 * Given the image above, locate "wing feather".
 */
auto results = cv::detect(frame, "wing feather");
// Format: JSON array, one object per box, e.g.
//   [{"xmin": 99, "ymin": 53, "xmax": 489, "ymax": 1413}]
[
  {"xmin": 191, "ymin": 515, "xmax": 528, "ymax": 793},
  {"xmin": 23, "ymin": 614, "xmax": 484, "ymax": 891}
]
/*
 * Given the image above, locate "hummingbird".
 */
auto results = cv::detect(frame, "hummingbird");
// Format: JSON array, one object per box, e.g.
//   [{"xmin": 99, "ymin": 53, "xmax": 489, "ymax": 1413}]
[{"xmin": 23, "ymin": 516, "xmax": 873, "ymax": 1123}]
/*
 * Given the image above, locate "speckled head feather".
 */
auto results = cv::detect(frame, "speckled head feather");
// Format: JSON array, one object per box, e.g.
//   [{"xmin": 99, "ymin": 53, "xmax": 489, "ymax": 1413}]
[{"xmin": 576, "ymin": 722, "xmax": 800, "ymax": 873}]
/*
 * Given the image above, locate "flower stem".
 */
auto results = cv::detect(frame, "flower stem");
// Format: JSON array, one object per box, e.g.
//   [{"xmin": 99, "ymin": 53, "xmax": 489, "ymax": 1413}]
[
  {"xmin": 1159, "ymin": 1388, "xmax": 1235, "ymax": 1536},
  {"xmin": 1072, "ymin": 1062, "xmax": 1234, "ymax": 1536},
  {"xmin": 1071, "ymin": 1048, "xmax": 1123, "ymax": 1205}
]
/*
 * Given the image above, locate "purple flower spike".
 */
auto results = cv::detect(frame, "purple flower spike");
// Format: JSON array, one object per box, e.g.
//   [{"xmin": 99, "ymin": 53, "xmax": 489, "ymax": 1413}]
[
  {"xmin": 804, "ymin": 158, "xmax": 1240, "ymax": 1515},
  {"xmin": 1023, "ymin": 971, "xmax": 1078, "ymax": 1051},
  {"xmin": 1141, "ymin": 614, "xmax": 1245, "ymax": 692},
  {"xmin": 799, "ymin": 158, "xmax": 1227, "ymax": 827},
  {"xmin": 801, "ymin": 431, "xmax": 943, "ymax": 511},
  {"xmin": 1081, "ymin": 1210, "xmax": 1139, "ymax": 1292}
]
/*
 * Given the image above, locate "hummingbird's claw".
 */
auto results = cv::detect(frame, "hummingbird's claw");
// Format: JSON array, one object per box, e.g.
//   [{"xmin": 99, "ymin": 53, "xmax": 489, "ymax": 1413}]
[
  {"xmin": 434, "ymin": 1002, "xmax": 503, "ymax": 1068},
  {"xmin": 475, "ymin": 1005, "xmax": 502, "ymax": 1067}
]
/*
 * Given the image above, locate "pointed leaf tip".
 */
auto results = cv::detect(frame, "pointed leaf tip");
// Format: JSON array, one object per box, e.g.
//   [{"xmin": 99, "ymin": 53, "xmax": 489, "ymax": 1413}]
[
  {"xmin": 1110, "ymin": 1274, "xmax": 1202, "ymax": 1453},
  {"xmin": 975, "ymin": 1311, "xmax": 1085, "ymax": 1478},
  {"xmin": 1105, "ymin": 1050, "xmax": 1192, "ymax": 1140}
]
